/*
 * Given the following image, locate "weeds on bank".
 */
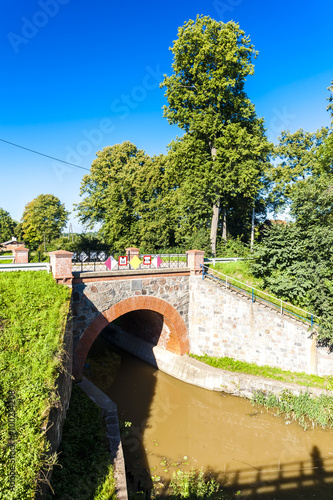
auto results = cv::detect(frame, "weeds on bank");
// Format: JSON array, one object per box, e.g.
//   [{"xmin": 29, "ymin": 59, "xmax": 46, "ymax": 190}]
[
  {"xmin": 0, "ymin": 271, "xmax": 70, "ymax": 499},
  {"xmin": 190, "ymin": 354, "xmax": 333, "ymax": 390},
  {"xmin": 47, "ymin": 384, "xmax": 117, "ymax": 499},
  {"xmin": 211, "ymin": 261, "xmax": 262, "ymax": 289},
  {"xmin": 130, "ymin": 467, "xmax": 235, "ymax": 499},
  {"xmin": 252, "ymin": 389, "xmax": 333, "ymax": 429}
]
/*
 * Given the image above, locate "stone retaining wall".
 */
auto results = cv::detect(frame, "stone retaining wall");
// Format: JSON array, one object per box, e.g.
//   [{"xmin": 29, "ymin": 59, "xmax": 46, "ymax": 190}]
[
  {"xmin": 189, "ymin": 275, "xmax": 333, "ymax": 376},
  {"xmin": 105, "ymin": 328, "xmax": 331, "ymax": 399}
]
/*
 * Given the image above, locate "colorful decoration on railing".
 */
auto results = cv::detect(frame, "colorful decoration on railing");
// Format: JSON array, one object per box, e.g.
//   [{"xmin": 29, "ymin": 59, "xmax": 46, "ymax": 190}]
[
  {"xmin": 104, "ymin": 256, "xmax": 117, "ymax": 270},
  {"xmin": 130, "ymin": 255, "xmax": 141, "ymax": 269},
  {"xmin": 143, "ymin": 255, "xmax": 151, "ymax": 265},
  {"xmin": 118, "ymin": 256, "xmax": 127, "ymax": 266},
  {"xmin": 152, "ymin": 255, "xmax": 162, "ymax": 268},
  {"xmin": 103, "ymin": 254, "xmax": 164, "ymax": 270}
]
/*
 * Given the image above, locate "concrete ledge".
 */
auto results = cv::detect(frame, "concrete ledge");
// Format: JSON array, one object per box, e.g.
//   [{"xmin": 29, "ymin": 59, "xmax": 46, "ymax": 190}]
[
  {"xmin": 73, "ymin": 267, "xmax": 190, "ymax": 279},
  {"xmin": 105, "ymin": 329, "xmax": 332, "ymax": 399},
  {"xmin": 77, "ymin": 377, "xmax": 128, "ymax": 500}
]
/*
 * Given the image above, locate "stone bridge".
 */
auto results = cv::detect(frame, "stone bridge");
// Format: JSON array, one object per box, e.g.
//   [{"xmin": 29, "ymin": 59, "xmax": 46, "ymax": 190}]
[{"xmin": 48, "ymin": 248, "xmax": 333, "ymax": 381}]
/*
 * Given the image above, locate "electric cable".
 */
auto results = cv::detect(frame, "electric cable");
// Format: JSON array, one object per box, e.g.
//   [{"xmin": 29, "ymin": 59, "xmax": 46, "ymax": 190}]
[{"xmin": 0, "ymin": 138, "xmax": 90, "ymax": 171}]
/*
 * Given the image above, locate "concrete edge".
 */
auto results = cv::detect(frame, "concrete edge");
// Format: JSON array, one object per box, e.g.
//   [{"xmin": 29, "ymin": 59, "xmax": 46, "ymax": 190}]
[
  {"xmin": 77, "ymin": 377, "xmax": 128, "ymax": 500},
  {"xmin": 73, "ymin": 267, "xmax": 190, "ymax": 278},
  {"xmin": 105, "ymin": 328, "xmax": 332, "ymax": 399}
]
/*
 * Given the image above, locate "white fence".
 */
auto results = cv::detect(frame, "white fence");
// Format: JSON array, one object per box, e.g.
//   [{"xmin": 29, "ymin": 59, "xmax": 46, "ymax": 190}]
[{"xmin": 0, "ymin": 262, "xmax": 51, "ymax": 272}]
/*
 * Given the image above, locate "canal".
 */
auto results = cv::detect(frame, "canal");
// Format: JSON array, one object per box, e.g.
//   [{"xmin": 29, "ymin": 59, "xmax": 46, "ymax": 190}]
[{"xmin": 84, "ymin": 332, "xmax": 333, "ymax": 499}]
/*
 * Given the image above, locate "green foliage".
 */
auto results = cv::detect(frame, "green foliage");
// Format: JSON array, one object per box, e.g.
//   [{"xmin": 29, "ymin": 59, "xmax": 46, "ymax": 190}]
[
  {"xmin": 22, "ymin": 194, "xmax": 69, "ymax": 250},
  {"xmin": 269, "ymin": 127, "xmax": 330, "ymax": 210},
  {"xmin": 0, "ymin": 208, "xmax": 17, "ymax": 242},
  {"xmin": 161, "ymin": 15, "xmax": 272, "ymax": 253},
  {"xmin": 190, "ymin": 354, "xmax": 333, "ymax": 390},
  {"xmin": 252, "ymin": 390, "xmax": 333, "ymax": 429},
  {"xmin": 0, "ymin": 271, "xmax": 70, "ymax": 499},
  {"xmin": 168, "ymin": 469, "xmax": 230, "ymax": 499},
  {"xmin": 215, "ymin": 237, "xmax": 251, "ymax": 258},
  {"xmin": 211, "ymin": 260, "xmax": 262, "ymax": 288},
  {"xmin": 47, "ymin": 384, "xmax": 116, "ymax": 500},
  {"xmin": 252, "ymin": 174, "xmax": 333, "ymax": 345},
  {"xmin": 75, "ymin": 142, "xmax": 178, "ymax": 252}
]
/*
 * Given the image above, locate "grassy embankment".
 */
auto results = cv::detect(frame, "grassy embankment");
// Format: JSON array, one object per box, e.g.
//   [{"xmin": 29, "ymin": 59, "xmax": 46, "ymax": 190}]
[{"xmin": 0, "ymin": 271, "xmax": 70, "ymax": 499}]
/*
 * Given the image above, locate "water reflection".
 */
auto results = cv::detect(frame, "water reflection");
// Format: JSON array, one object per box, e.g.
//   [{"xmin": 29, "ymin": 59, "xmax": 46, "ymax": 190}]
[{"xmin": 84, "ymin": 333, "xmax": 333, "ymax": 499}]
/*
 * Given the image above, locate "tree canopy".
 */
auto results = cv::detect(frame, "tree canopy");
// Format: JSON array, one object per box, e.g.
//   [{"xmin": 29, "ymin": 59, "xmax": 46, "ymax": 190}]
[
  {"xmin": 22, "ymin": 194, "xmax": 69, "ymax": 249},
  {"xmin": 161, "ymin": 15, "xmax": 272, "ymax": 254},
  {"xmin": 75, "ymin": 142, "xmax": 178, "ymax": 252},
  {"xmin": 252, "ymin": 81, "xmax": 333, "ymax": 347},
  {"xmin": 0, "ymin": 208, "xmax": 17, "ymax": 243}
]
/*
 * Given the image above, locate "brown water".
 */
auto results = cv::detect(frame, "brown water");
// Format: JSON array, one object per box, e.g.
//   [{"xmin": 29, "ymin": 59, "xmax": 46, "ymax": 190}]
[{"xmin": 84, "ymin": 335, "xmax": 333, "ymax": 499}]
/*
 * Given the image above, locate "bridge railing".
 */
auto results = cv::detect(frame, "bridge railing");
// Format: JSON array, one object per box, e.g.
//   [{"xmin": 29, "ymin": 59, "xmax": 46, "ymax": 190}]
[
  {"xmin": 72, "ymin": 251, "xmax": 188, "ymax": 273},
  {"xmin": 201, "ymin": 264, "xmax": 319, "ymax": 327}
]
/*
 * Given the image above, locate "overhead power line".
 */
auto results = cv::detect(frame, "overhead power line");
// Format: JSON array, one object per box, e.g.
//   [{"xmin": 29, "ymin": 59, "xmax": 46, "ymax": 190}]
[{"xmin": 0, "ymin": 138, "xmax": 90, "ymax": 172}]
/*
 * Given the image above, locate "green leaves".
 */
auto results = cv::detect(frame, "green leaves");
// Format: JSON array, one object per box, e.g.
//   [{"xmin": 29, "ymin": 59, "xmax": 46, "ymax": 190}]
[
  {"xmin": 75, "ymin": 142, "xmax": 179, "ymax": 252},
  {"xmin": 161, "ymin": 15, "xmax": 272, "ymax": 253},
  {"xmin": 0, "ymin": 208, "xmax": 17, "ymax": 243},
  {"xmin": 21, "ymin": 194, "xmax": 69, "ymax": 250},
  {"xmin": 161, "ymin": 16, "xmax": 257, "ymax": 138}
]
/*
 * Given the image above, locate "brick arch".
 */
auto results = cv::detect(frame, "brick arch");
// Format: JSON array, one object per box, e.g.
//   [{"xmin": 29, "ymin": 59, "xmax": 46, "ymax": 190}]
[{"xmin": 73, "ymin": 296, "xmax": 189, "ymax": 380}]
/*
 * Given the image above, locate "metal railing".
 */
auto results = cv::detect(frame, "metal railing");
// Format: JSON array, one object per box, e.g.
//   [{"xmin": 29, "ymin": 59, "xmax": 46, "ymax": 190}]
[
  {"xmin": 72, "ymin": 250, "xmax": 188, "ymax": 273},
  {"xmin": 0, "ymin": 262, "xmax": 51, "ymax": 272},
  {"xmin": 0, "ymin": 255, "xmax": 15, "ymax": 262},
  {"xmin": 201, "ymin": 264, "xmax": 319, "ymax": 327}
]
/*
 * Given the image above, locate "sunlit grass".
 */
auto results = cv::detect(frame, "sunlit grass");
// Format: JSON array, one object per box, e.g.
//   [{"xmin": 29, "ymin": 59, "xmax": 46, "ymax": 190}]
[{"xmin": 190, "ymin": 354, "xmax": 333, "ymax": 390}]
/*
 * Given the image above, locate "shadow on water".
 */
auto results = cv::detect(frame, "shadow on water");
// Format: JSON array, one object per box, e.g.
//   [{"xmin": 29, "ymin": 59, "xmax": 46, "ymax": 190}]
[
  {"xmin": 149, "ymin": 450, "xmax": 333, "ymax": 499},
  {"xmin": 84, "ymin": 319, "xmax": 162, "ymax": 498},
  {"xmin": 217, "ymin": 448, "xmax": 333, "ymax": 499},
  {"xmin": 84, "ymin": 324, "xmax": 333, "ymax": 500}
]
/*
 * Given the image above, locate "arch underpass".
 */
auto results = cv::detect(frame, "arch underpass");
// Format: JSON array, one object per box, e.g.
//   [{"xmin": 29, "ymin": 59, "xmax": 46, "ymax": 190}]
[{"xmin": 73, "ymin": 295, "xmax": 189, "ymax": 380}]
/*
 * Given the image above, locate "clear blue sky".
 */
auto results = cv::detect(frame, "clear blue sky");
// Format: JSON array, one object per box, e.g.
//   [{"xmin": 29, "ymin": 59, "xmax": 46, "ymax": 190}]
[{"xmin": 0, "ymin": 0, "xmax": 332, "ymax": 231}]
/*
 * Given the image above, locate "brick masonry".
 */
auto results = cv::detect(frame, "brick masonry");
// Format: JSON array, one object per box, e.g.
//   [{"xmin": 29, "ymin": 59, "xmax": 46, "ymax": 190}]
[
  {"xmin": 189, "ymin": 275, "xmax": 333, "ymax": 376},
  {"xmin": 72, "ymin": 274, "xmax": 190, "ymax": 379}
]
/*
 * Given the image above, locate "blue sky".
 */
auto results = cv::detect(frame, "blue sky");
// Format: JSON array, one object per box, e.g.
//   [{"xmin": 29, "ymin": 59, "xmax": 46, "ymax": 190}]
[{"xmin": 0, "ymin": 0, "xmax": 332, "ymax": 231}]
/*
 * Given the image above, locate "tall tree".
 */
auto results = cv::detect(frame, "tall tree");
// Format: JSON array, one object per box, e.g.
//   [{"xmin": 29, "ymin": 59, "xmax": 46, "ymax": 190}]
[
  {"xmin": 76, "ymin": 142, "xmax": 177, "ymax": 251},
  {"xmin": 161, "ymin": 15, "xmax": 271, "ymax": 255},
  {"xmin": 0, "ymin": 208, "xmax": 17, "ymax": 243},
  {"xmin": 22, "ymin": 194, "xmax": 69, "ymax": 249}
]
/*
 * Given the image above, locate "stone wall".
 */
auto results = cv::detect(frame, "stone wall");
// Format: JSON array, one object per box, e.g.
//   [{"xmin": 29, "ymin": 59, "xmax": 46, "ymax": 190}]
[
  {"xmin": 108, "ymin": 328, "xmax": 332, "ymax": 398},
  {"xmin": 72, "ymin": 273, "xmax": 190, "ymax": 346},
  {"xmin": 189, "ymin": 276, "xmax": 333, "ymax": 376}
]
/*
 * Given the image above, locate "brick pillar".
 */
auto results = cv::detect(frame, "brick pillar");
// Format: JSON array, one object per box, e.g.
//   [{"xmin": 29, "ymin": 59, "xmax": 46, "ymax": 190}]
[
  {"xmin": 125, "ymin": 247, "xmax": 140, "ymax": 259},
  {"xmin": 12, "ymin": 247, "xmax": 29, "ymax": 264},
  {"xmin": 49, "ymin": 250, "xmax": 73, "ymax": 283},
  {"xmin": 186, "ymin": 249, "xmax": 205, "ymax": 275}
]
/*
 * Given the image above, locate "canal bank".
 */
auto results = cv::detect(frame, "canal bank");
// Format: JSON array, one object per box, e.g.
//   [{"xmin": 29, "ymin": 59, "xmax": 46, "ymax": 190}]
[
  {"xmin": 103, "ymin": 325, "xmax": 331, "ymax": 399},
  {"xmin": 84, "ymin": 333, "xmax": 333, "ymax": 499}
]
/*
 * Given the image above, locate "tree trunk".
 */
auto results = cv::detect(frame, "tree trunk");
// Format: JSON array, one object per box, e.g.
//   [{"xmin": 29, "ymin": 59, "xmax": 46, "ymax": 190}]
[
  {"xmin": 210, "ymin": 198, "xmax": 220, "ymax": 256},
  {"xmin": 221, "ymin": 207, "xmax": 227, "ymax": 241},
  {"xmin": 250, "ymin": 206, "xmax": 255, "ymax": 252},
  {"xmin": 209, "ymin": 141, "xmax": 219, "ymax": 256}
]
